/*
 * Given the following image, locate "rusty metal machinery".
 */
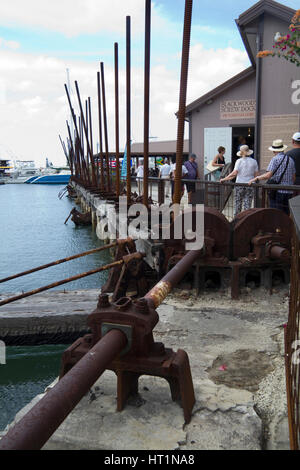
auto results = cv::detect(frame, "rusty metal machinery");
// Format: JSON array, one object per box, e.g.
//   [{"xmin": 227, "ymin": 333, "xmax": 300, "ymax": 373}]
[
  {"xmin": 147, "ymin": 207, "xmax": 292, "ymax": 300},
  {"xmin": 231, "ymin": 208, "xmax": 292, "ymax": 296},
  {"xmin": 60, "ymin": 252, "xmax": 201, "ymax": 425}
]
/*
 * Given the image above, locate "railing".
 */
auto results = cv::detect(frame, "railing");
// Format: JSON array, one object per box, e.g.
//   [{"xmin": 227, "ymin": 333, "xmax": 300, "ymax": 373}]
[
  {"xmin": 130, "ymin": 176, "xmax": 300, "ymax": 221},
  {"xmin": 285, "ymin": 196, "xmax": 300, "ymax": 450}
]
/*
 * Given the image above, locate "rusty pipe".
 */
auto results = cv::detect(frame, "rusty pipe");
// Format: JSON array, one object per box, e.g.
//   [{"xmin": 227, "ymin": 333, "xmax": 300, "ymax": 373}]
[
  {"xmin": 145, "ymin": 248, "xmax": 201, "ymax": 308},
  {"xmin": 97, "ymin": 71, "xmax": 104, "ymax": 191},
  {"xmin": 0, "ymin": 260, "xmax": 124, "ymax": 307},
  {"xmin": 0, "ymin": 329, "xmax": 127, "ymax": 450},
  {"xmin": 114, "ymin": 43, "xmax": 120, "ymax": 198},
  {"xmin": 269, "ymin": 245, "xmax": 290, "ymax": 261},
  {"xmin": 100, "ymin": 62, "xmax": 111, "ymax": 192},
  {"xmin": 173, "ymin": 0, "xmax": 193, "ymax": 206},
  {"xmin": 0, "ymin": 242, "xmax": 118, "ymax": 285},
  {"xmin": 143, "ymin": 0, "xmax": 151, "ymax": 208},
  {"xmin": 126, "ymin": 16, "xmax": 131, "ymax": 205},
  {"xmin": 75, "ymin": 81, "xmax": 96, "ymax": 186}
]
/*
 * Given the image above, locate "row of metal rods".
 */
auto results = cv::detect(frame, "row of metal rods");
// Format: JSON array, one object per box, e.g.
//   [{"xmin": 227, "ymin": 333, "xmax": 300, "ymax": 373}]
[
  {"xmin": 0, "ymin": 242, "xmax": 118, "ymax": 285},
  {"xmin": 0, "ymin": 259, "xmax": 123, "ymax": 308},
  {"xmin": 59, "ymin": 0, "xmax": 193, "ymax": 207}
]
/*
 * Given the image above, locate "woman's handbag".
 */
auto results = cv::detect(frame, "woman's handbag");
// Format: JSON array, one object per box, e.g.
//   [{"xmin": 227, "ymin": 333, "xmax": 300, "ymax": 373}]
[{"xmin": 267, "ymin": 156, "xmax": 290, "ymax": 200}]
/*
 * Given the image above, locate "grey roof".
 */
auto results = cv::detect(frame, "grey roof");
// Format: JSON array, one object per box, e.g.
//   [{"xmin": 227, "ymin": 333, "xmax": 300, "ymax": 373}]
[
  {"xmin": 236, "ymin": 0, "xmax": 295, "ymax": 65},
  {"xmin": 237, "ymin": 0, "xmax": 295, "ymax": 26},
  {"xmin": 185, "ymin": 0, "xmax": 295, "ymax": 114},
  {"xmin": 185, "ymin": 67, "xmax": 255, "ymax": 115}
]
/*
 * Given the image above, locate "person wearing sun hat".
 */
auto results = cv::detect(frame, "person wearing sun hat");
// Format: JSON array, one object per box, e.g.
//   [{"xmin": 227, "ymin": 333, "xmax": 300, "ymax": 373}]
[
  {"xmin": 286, "ymin": 132, "xmax": 300, "ymax": 185},
  {"xmin": 249, "ymin": 139, "xmax": 296, "ymax": 214},
  {"xmin": 220, "ymin": 145, "xmax": 259, "ymax": 216}
]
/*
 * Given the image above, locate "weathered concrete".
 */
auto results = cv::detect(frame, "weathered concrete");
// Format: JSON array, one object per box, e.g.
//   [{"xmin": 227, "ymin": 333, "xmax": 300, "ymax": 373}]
[{"xmin": 0, "ymin": 286, "xmax": 291, "ymax": 450}]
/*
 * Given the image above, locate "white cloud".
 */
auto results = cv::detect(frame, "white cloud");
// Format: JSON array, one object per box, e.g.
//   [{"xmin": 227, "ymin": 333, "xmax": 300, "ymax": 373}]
[
  {"xmin": 0, "ymin": 0, "xmax": 152, "ymax": 37},
  {"xmin": 0, "ymin": 37, "xmax": 20, "ymax": 49},
  {"xmin": 0, "ymin": 41, "xmax": 249, "ymax": 166}
]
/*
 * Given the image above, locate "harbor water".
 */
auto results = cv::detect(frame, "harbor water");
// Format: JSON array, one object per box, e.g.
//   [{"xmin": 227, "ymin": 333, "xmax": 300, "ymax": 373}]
[{"xmin": 0, "ymin": 184, "xmax": 112, "ymax": 431}]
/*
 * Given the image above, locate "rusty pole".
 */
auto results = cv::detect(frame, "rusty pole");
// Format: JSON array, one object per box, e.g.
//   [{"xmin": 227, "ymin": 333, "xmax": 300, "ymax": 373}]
[
  {"xmin": 0, "ymin": 260, "xmax": 124, "ymax": 307},
  {"xmin": 75, "ymin": 81, "xmax": 96, "ymax": 187},
  {"xmin": 0, "ymin": 329, "xmax": 127, "ymax": 450},
  {"xmin": 114, "ymin": 43, "xmax": 120, "ymax": 198},
  {"xmin": 173, "ymin": 0, "xmax": 193, "ymax": 206},
  {"xmin": 126, "ymin": 16, "xmax": 131, "ymax": 205},
  {"xmin": 145, "ymin": 248, "xmax": 201, "ymax": 308},
  {"xmin": 64, "ymin": 84, "xmax": 87, "ymax": 186},
  {"xmin": 97, "ymin": 71, "xmax": 105, "ymax": 191},
  {"xmin": 100, "ymin": 62, "xmax": 111, "ymax": 192},
  {"xmin": 143, "ymin": 0, "xmax": 151, "ymax": 208},
  {"xmin": 88, "ymin": 97, "xmax": 95, "ymax": 186}
]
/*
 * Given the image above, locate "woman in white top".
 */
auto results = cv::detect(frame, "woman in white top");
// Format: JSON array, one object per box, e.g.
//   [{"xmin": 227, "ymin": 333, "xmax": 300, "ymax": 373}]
[{"xmin": 220, "ymin": 145, "xmax": 259, "ymax": 216}]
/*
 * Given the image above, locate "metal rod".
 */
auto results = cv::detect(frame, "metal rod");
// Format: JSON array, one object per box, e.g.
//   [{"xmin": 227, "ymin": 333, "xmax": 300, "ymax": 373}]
[
  {"xmin": 145, "ymin": 248, "xmax": 201, "ymax": 308},
  {"xmin": 0, "ymin": 329, "xmax": 127, "ymax": 450},
  {"xmin": 88, "ymin": 97, "xmax": 95, "ymax": 185},
  {"xmin": 100, "ymin": 62, "xmax": 111, "ymax": 192},
  {"xmin": 143, "ymin": 0, "xmax": 151, "ymax": 207},
  {"xmin": 75, "ymin": 81, "xmax": 96, "ymax": 186},
  {"xmin": 0, "ymin": 243, "xmax": 118, "ymax": 285},
  {"xmin": 97, "ymin": 71, "xmax": 104, "ymax": 191},
  {"xmin": 0, "ymin": 260, "xmax": 124, "ymax": 307},
  {"xmin": 173, "ymin": 0, "xmax": 193, "ymax": 206},
  {"xmin": 114, "ymin": 43, "xmax": 120, "ymax": 198},
  {"xmin": 64, "ymin": 84, "xmax": 87, "ymax": 186},
  {"xmin": 126, "ymin": 16, "xmax": 131, "ymax": 205}
]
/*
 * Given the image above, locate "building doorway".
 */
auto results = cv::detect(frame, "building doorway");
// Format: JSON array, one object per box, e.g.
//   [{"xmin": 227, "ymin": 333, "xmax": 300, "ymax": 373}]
[{"xmin": 232, "ymin": 126, "xmax": 255, "ymax": 167}]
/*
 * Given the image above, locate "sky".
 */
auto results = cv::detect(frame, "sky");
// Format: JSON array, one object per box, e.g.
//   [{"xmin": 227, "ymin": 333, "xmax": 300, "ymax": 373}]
[{"xmin": 0, "ymin": 0, "xmax": 298, "ymax": 167}]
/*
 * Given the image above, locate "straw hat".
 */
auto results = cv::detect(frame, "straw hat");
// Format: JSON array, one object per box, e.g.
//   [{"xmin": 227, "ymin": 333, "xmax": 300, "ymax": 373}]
[
  {"xmin": 268, "ymin": 139, "xmax": 288, "ymax": 152},
  {"xmin": 237, "ymin": 145, "xmax": 253, "ymax": 157}
]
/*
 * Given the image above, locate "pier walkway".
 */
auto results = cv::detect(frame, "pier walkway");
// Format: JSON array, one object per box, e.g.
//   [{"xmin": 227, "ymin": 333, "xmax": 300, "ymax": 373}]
[{"xmin": 0, "ymin": 286, "xmax": 290, "ymax": 450}]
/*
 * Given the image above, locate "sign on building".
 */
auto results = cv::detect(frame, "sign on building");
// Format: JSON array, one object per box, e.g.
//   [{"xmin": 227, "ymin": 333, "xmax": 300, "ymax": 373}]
[{"xmin": 220, "ymin": 100, "xmax": 256, "ymax": 120}]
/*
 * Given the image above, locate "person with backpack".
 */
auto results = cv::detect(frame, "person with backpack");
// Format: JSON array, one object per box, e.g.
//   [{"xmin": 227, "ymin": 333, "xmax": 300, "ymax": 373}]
[{"xmin": 248, "ymin": 139, "xmax": 296, "ymax": 214}]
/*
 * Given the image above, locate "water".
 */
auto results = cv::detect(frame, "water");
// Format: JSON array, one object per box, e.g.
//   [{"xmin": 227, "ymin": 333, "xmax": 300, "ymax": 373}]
[
  {"xmin": 0, "ymin": 345, "xmax": 66, "ymax": 431},
  {"xmin": 0, "ymin": 184, "xmax": 111, "ymax": 292},
  {"xmin": 0, "ymin": 184, "xmax": 112, "ymax": 431}
]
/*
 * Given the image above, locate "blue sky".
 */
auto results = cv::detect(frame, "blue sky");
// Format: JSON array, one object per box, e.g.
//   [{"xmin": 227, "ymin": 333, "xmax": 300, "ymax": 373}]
[
  {"xmin": 0, "ymin": 0, "xmax": 298, "ymax": 63},
  {"xmin": 0, "ymin": 0, "xmax": 298, "ymax": 165}
]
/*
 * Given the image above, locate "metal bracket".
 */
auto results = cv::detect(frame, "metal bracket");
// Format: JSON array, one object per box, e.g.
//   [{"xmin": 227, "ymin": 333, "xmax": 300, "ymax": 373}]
[{"xmin": 101, "ymin": 323, "xmax": 132, "ymax": 356}]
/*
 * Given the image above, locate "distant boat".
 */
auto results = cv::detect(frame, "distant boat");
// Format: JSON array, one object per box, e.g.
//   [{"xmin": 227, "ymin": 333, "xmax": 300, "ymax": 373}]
[{"xmin": 26, "ymin": 169, "xmax": 71, "ymax": 185}]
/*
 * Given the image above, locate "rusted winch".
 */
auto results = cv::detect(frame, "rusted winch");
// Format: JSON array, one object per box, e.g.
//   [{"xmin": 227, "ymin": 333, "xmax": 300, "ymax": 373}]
[
  {"xmin": 60, "ymin": 293, "xmax": 195, "ymax": 423},
  {"xmin": 154, "ymin": 207, "xmax": 292, "ymax": 298}
]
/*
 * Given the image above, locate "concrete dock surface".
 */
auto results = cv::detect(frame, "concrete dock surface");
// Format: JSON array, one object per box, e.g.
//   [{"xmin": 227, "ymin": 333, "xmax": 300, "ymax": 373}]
[{"xmin": 0, "ymin": 286, "xmax": 290, "ymax": 450}]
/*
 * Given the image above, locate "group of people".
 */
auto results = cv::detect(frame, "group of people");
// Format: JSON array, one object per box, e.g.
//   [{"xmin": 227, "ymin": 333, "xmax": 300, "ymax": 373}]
[
  {"xmin": 158, "ymin": 154, "xmax": 200, "ymax": 204},
  {"xmin": 220, "ymin": 132, "xmax": 300, "ymax": 216},
  {"xmin": 132, "ymin": 131, "xmax": 300, "ymax": 216}
]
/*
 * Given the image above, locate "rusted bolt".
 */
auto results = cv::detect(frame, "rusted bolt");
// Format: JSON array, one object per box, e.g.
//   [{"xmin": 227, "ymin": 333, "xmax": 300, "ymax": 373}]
[
  {"xmin": 97, "ymin": 294, "xmax": 110, "ymax": 308},
  {"xmin": 135, "ymin": 298, "xmax": 149, "ymax": 315}
]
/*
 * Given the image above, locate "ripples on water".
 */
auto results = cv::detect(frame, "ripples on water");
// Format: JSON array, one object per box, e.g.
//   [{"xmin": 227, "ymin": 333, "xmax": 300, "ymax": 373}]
[{"xmin": 0, "ymin": 184, "xmax": 112, "ymax": 431}]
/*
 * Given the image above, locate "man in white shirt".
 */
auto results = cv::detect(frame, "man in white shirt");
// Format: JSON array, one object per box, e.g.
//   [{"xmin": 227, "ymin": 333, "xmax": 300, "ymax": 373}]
[
  {"xmin": 136, "ymin": 160, "xmax": 144, "ymax": 195},
  {"xmin": 159, "ymin": 159, "xmax": 171, "ymax": 197},
  {"xmin": 170, "ymin": 157, "xmax": 188, "ymax": 202}
]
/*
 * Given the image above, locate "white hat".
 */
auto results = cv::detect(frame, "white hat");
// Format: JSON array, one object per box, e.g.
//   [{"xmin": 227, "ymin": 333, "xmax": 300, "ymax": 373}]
[
  {"xmin": 293, "ymin": 132, "xmax": 300, "ymax": 142},
  {"xmin": 268, "ymin": 139, "xmax": 288, "ymax": 152},
  {"xmin": 237, "ymin": 145, "xmax": 253, "ymax": 157}
]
